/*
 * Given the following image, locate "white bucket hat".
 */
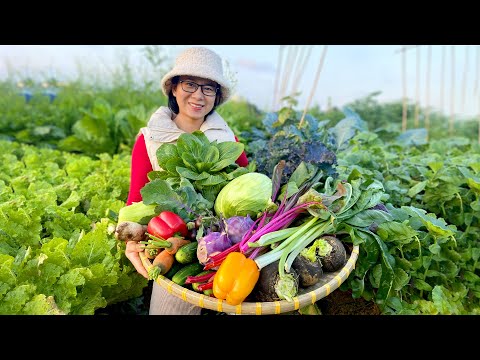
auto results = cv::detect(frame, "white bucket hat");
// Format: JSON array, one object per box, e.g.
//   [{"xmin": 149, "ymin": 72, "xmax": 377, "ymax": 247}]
[{"xmin": 161, "ymin": 47, "xmax": 231, "ymax": 105}]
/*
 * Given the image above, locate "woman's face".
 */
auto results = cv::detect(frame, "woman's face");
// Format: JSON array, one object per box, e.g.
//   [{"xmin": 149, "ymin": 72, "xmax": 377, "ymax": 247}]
[{"xmin": 172, "ymin": 76, "xmax": 218, "ymax": 120}]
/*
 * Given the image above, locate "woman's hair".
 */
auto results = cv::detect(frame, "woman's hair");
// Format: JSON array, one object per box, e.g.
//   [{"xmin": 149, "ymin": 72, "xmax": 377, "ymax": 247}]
[{"xmin": 167, "ymin": 76, "xmax": 222, "ymax": 117}]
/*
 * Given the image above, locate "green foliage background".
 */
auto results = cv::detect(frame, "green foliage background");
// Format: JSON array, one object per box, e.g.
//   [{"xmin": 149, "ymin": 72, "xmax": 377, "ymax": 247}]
[{"xmin": 0, "ymin": 49, "xmax": 479, "ymax": 314}]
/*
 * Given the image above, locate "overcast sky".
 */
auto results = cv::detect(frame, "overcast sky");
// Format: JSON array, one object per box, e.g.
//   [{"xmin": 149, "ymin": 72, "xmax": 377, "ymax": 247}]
[{"xmin": 1, "ymin": 45, "xmax": 479, "ymax": 118}]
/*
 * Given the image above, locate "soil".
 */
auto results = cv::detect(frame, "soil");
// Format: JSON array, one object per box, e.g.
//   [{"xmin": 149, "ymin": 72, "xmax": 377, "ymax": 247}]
[{"xmin": 318, "ymin": 288, "xmax": 381, "ymax": 315}]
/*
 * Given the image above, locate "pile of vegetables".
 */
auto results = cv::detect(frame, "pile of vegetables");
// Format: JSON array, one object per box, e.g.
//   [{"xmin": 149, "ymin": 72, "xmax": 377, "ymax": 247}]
[
  {"xmin": 115, "ymin": 129, "xmax": 390, "ymax": 308},
  {"xmin": 115, "ymin": 109, "xmax": 462, "ymax": 313}
]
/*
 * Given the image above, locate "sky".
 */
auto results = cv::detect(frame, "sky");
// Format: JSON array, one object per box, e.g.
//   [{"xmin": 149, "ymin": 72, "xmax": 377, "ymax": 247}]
[{"xmin": 1, "ymin": 45, "xmax": 479, "ymax": 119}]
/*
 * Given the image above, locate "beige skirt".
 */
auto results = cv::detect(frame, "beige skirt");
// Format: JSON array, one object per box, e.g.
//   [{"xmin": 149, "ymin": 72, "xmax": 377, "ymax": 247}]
[{"xmin": 149, "ymin": 281, "xmax": 202, "ymax": 315}]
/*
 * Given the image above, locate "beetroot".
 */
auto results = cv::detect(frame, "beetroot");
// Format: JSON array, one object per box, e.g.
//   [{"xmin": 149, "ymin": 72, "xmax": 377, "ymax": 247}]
[
  {"xmin": 197, "ymin": 231, "xmax": 233, "ymax": 265},
  {"xmin": 225, "ymin": 215, "xmax": 255, "ymax": 244}
]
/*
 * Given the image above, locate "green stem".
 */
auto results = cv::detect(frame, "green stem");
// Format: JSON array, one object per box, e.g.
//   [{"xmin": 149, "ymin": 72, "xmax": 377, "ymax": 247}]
[
  {"xmin": 284, "ymin": 222, "xmax": 334, "ymax": 273},
  {"xmin": 254, "ymin": 216, "xmax": 319, "ymax": 270},
  {"xmin": 277, "ymin": 220, "xmax": 323, "ymax": 278},
  {"xmin": 248, "ymin": 226, "xmax": 300, "ymax": 248},
  {"xmin": 146, "ymin": 234, "xmax": 172, "ymax": 248}
]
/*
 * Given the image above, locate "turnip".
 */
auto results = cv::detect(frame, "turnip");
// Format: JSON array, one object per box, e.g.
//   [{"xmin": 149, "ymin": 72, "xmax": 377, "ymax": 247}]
[
  {"xmin": 291, "ymin": 253, "xmax": 323, "ymax": 287},
  {"xmin": 197, "ymin": 231, "xmax": 233, "ymax": 265},
  {"xmin": 224, "ymin": 215, "xmax": 255, "ymax": 244},
  {"xmin": 320, "ymin": 236, "xmax": 347, "ymax": 272},
  {"xmin": 114, "ymin": 221, "xmax": 148, "ymax": 243},
  {"xmin": 251, "ymin": 260, "xmax": 299, "ymax": 302}
]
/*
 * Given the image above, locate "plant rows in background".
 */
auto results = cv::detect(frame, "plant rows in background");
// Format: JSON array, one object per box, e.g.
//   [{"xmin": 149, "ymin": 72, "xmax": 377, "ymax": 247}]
[
  {"xmin": 1, "ymin": 76, "xmax": 479, "ymax": 314},
  {"xmin": 0, "ymin": 140, "xmax": 146, "ymax": 314},
  {"xmin": 243, "ymin": 107, "xmax": 480, "ymax": 314}
]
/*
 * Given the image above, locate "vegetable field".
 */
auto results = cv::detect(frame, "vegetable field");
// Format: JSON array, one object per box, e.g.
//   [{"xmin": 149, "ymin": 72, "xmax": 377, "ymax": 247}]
[{"xmin": 0, "ymin": 76, "xmax": 479, "ymax": 315}]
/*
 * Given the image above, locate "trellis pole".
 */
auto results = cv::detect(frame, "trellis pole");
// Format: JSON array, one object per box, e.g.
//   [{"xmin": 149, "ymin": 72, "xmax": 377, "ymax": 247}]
[
  {"xmin": 401, "ymin": 46, "xmax": 408, "ymax": 132},
  {"xmin": 449, "ymin": 45, "xmax": 456, "ymax": 136},
  {"xmin": 414, "ymin": 46, "xmax": 421, "ymax": 128},
  {"xmin": 396, "ymin": 45, "xmax": 417, "ymax": 132},
  {"xmin": 299, "ymin": 45, "xmax": 328, "ymax": 127},
  {"xmin": 440, "ymin": 45, "xmax": 446, "ymax": 114},
  {"xmin": 277, "ymin": 45, "xmax": 299, "ymax": 108},
  {"xmin": 272, "ymin": 45, "xmax": 285, "ymax": 111},
  {"xmin": 425, "ymin": 45, "xmax": 432, "ymax": 140},
  {"xmin": 285, "ymin": 45, "xmax": 304, "ymax": 98},
  {"xmin": 474, "ymin": 46, "xmax": 479, "ymax": 96},
  {"xmin": 461, "ymin": 45, "xmax": 470, "ymax": 113},
  {"xmin": 290, "ymin": 45, "xmax": 313, "ymax": 100}
]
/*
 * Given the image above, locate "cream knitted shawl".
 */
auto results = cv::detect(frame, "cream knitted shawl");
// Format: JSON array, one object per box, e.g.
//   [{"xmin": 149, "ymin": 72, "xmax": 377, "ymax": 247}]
[{"xmin": 140, "ymin": 106, "xmax": 236, "ymax": 171}]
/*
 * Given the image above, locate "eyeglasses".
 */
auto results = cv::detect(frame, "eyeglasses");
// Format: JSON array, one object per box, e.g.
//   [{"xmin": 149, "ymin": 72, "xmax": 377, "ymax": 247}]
[{"xmin": 179, "ymin": 80, "xmax": 218, "ymax": 97}]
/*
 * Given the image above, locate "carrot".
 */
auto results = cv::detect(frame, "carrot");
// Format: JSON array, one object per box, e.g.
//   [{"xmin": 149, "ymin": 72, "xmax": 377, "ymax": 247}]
[
  {"xmin": 164, "ymin": 237, "xmax": 191, "ymax": 255},
  {"xmin": 144, "ymin": 244, "xmax": 161, "ymax": 259},
  {"xmin": 148, "ymin": 250, "xmax": 175, "ymax": 280}
]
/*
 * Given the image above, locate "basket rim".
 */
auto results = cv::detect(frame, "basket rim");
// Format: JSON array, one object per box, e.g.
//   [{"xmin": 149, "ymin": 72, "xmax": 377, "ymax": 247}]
[{"xmin": 140, "ymin": 244, "xmax": 359, "ymax": 315}]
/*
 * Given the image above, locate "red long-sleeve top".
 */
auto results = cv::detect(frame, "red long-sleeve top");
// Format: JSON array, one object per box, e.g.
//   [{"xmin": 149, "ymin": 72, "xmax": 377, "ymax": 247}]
[{"xmin": 126, "ymin": 133, "xmax": 249, "ymax": 205}]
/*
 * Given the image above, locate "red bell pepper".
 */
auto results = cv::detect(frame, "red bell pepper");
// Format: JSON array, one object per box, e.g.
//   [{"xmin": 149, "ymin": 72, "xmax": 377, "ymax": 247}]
[{"xmin": 147, "ymin": 211, "xmax": 188, "ymax": 240}]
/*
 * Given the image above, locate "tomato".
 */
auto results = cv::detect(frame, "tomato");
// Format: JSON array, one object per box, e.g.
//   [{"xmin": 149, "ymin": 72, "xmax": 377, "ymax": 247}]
[{"xmin": 147, "ymin": 211, "xmax": 188, "ymax": 240}]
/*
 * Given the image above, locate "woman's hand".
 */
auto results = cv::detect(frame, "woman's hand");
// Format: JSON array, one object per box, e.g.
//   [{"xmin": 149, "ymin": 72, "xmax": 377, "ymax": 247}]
[{"xmin": 125, "ymin": 241, "xmax": 149, "ymax": 279}]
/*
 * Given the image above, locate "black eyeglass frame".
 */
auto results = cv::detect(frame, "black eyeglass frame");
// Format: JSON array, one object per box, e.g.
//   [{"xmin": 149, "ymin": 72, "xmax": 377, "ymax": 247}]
[{"xmin": 179, "ymin": 80, "xmax": 219, "ymax": 97}]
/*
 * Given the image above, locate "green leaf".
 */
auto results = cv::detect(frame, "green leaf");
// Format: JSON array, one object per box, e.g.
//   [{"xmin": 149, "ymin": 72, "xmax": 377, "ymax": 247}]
[
  {"xmin": 210, "ymin": 141, "xmax": 244, "ymax": 172},
  {"xmin": 345, "ymin": 208, "xmax": 393, "ymax": 228},
  {"xmin": 429, "ymin": 242, "xmax": 441, "ymax": 255},
  {"xmin": 349, "ymin": 277, "xmax": 365, "ymax": 298},
  {"xmin": 427, "ymin": 161, "xmax": 444, "ymax": 173},
  {"xmin": 369, "ymin": 231, "xmax": 396, "ymax": 304},
  {"xmin": 176, "ymin": 167, "xmax": 210, "ymax": 180},
  {"xmin": 407, "ymin": 180, "xmax": 427, "ymax": 198},
  {"xmin": 60, "ymin": 190, "xmax": 80, "ymax": 209},
  {"xmin": 140, "ymin": 178, "xmax": 211, "ymax": 221},
  {"xmin": 194, "ymin": 162, "xmax": 217, "ymax": 173},
  {"xmin": 176, "ymin": 131, "xmax": 207, "ymax": 159},
  {"xmin": 156, "ymin": 143, "xmax": 179, "ymax": 170},
  {"xmin": 466, "ymin": 177, "xmax": 480, "ymax": 194},
  {"xmin": 54, "ymin": 267, "xmax": 91, "ymax": 313},
  {"xmin": 431, "ymin": 285, "xmax": 465, "ymax": 315},
  {"xmin": 180, "ymin": 152, "xmax": 199, "ymax": 171},
  {"xmin": 376, "ymin": 221, "xmax": 418, "ymax": 244},
  {"xmin": 0, "ymin": 284, "xmax": 37, "ymax": 315},
  {"xmin": 71, "ymin": 115, "xmax": 115, "ymax": 154},
  {"xmin": 22, "ymin": 294, "xmax": 65, "ymax": 315},
  {"xmin": 353, "ymin": 230, "xmax": 379, "ymax": 278},
  {"xmin": 395, "ymin": 256, "xmax": 412, "ymax": 271},
  {"xmin": 464, "ymin": 271, "xmax": 480, "ymax": 283},
  {"xmin": 195, "ymin": 173, "xmax": 227, "ymax": 187},
  {"xmin": 223, "ymin": 166, "xmax": 250, "ymax": 181},
  {"xmin": 163, "ymin": 157, "xmax": 184, "ymax": 175},
  {"xmin": 70, "ymin": 221, "xmax": 115, "ymax": 267},
  {"xmin": 471, "ymin": 200, "xmax": 480, "ymax": 212},
  {"xmin": 403, "ymin": 206, "xmax": 456, "ymax": 238},
  {"xmin": 0, "ymin": 254, "xmax": 16, "ymax": 291},
  {"xmin": 202, "ymin": 145, "xmax": 220, "ymax": 163},
  {"xmin": 393, "ymin": 267, "xmax": 410, "ymax": 291},
  {"xmin": 141, "ymin": 179, "xmax": 183, "ymax": 205},
  {"xmin": 413, "ymin": 278, "xmax": 433, "ymax": 291}
]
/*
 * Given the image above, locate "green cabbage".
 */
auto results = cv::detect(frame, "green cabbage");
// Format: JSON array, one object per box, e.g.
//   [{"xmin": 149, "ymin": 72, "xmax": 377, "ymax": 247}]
[{"xmin": 214, "ymin": 172, "xmax": 273, "ymax": 219}]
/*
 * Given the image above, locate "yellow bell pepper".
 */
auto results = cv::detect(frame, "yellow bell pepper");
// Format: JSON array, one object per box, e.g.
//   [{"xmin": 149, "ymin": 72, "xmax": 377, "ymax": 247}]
[{"xmin": 212, "ymin": 251, "xmax": 260, "ymax": 305}]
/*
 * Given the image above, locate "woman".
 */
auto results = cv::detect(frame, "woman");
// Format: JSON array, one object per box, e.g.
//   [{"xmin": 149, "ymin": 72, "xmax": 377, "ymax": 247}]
[{"xmin": 123, "ymin": 46, "xmax": 248, "ymax": 315}]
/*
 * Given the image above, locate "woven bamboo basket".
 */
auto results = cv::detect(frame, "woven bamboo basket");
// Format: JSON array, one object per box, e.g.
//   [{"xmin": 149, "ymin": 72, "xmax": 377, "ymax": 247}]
[{"xmin": 140, "ymin": 244, "xmax": 359, "ymax": 315}]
